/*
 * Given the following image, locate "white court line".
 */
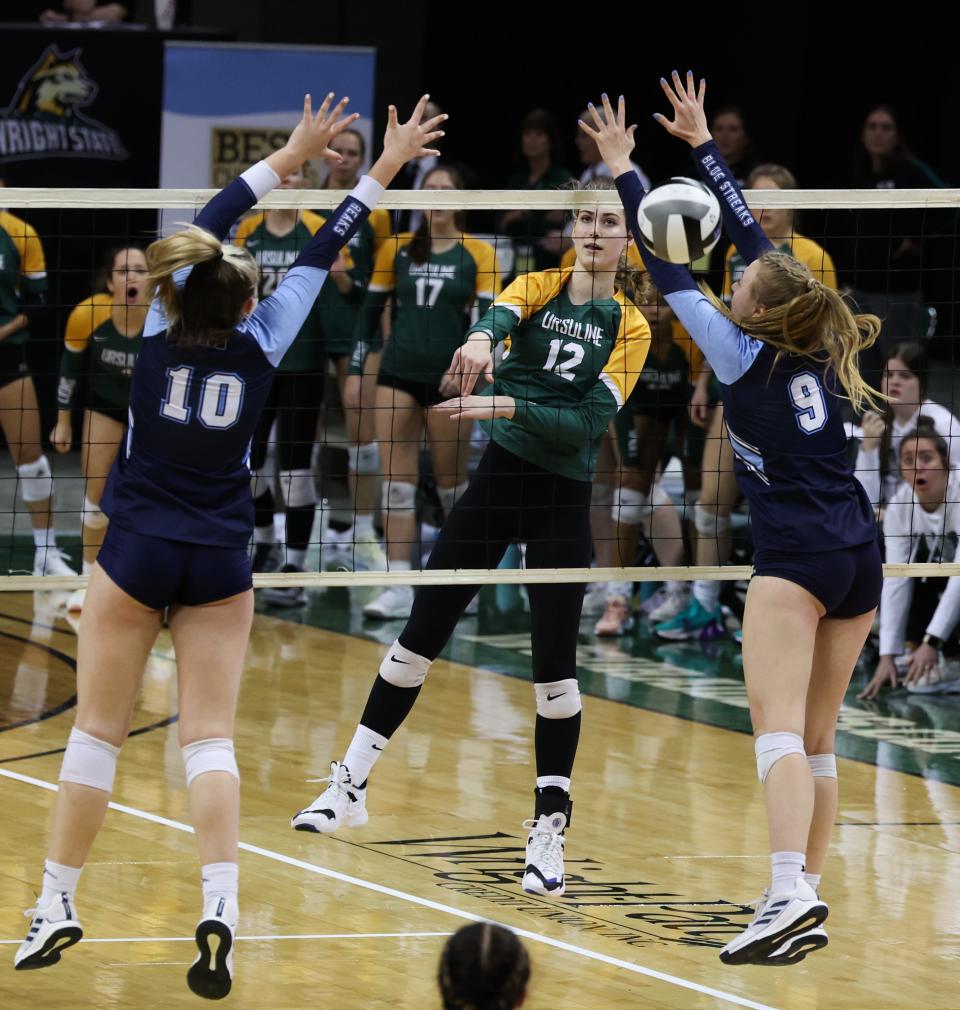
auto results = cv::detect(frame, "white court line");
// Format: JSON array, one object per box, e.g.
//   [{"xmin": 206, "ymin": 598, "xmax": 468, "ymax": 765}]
[
  {"xmin": 0, "ymin": 768, "xmax": 779, "ymax": 1010},
  {"xmin": 0, "ymin": 932, "xmax": 452, "ymax": 945}
]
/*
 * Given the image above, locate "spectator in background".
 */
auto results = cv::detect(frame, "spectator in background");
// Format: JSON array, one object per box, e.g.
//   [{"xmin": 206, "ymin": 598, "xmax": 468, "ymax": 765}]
[
  {"xmin": 40, "ymin": 0, "xmax": 130, "ymax": 22},
  {"xmin": 859, "ymin": 424, "xmax": 960, "ymax": 699},
  {"xmin": 575, "ymin": 106, "xmax": 650, "ymax": 189},
  {"xmin": 500, "ymin": 109, "xmax": 572, "ymax": 273},
  {"xmin": 438, "ymin": 922, "xmax": 530, "ymax": 1010},
  {"xmin": 854, "ymin": 343, "xmax": 960, "ymax": 509},
  {"xmin": 709, "ymin": 106, "xmax": 759, "ymax": 185}
]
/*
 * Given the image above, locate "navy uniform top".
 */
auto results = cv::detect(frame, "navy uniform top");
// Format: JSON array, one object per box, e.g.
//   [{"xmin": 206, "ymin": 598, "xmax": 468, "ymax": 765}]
[
  {"xmin": 101, "ymin": 162, "xmax": 383, "ymax": 548},
  {"xmin": 616, "ymin": 141, "xmax": 875, "ymax": 554}
]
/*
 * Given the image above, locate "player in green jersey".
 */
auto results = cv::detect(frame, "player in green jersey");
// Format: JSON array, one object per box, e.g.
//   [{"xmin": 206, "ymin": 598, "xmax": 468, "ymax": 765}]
[
  {"xmin": 51, "ymin": 246, "xmax": 148, "ymax": 610},
  {"xmin": 0, "ymin": 204, "xmax": 75, "ymax": 577},
  {"xmin": 318, "ymin": 128, "xmax": 391, "ymax": 571},
  {"xmin": 293, "ymin": 174, "xmax": 651, "ymax": 899},
  {"xmin": 235, "ymin": 164, "xmax": 354, "ymax": 605},
  {"xmin": 348, "ymin": 164, "xmax": 500, "ymax": 619}
]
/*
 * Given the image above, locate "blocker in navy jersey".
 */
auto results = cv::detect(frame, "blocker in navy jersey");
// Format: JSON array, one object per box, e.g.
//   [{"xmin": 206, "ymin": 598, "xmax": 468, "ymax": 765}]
[
  {"xmin": 99, "ymin": 160, "xmax": 383, "ymax": 604},
  {"xmin": 616, "ymin": 141, "xmax": 877, "ymax": 558}
]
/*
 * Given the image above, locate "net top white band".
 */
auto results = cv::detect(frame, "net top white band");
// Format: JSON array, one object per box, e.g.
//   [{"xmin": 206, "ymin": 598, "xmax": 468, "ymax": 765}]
[{"xmin": 2, "ymin": 188, "xmax": 958, "ymax": 210}]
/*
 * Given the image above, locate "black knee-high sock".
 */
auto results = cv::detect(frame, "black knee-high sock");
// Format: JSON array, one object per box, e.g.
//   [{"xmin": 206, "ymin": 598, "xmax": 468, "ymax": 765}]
[
  {"xmin": 285, "ymin": 504, "xmax": 315, "ymax": 552},
  {"xmin": 534, "ymin": 712, "xmax": 582, "ymax": 780},
  {"xmin": 254, "ymin": 487, "xmax": 275, "ymax": 533},
  {"xmin": 359, "ymin": 675, "xmax": 423, "ymax": 739}
]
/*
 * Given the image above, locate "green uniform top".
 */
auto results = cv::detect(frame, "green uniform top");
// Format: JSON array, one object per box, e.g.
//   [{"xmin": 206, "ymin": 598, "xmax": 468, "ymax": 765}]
[
  {"xmin": 58, "ymin": 293, "xmax": 142, "ymax": 409},
  {"xmin": 0, "ymin": 210, "xmax": 47, "ymax": 346},
  {"xmin": 467, "ymin": 267, "xmax": 651, "ymax": 482},
  {"xmin": 234, "ymin": 210, "xmax": 326, "ymax": 373},
  {"xmin": 350, "ymin": 233, "xmax": 500, "ymax": 384}
]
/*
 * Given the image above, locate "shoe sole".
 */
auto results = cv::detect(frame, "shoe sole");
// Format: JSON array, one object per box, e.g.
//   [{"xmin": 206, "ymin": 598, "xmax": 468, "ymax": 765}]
[
  {"xmin": 14, "ymin": 924, "xmax": 83, "ymax": 970},
  {"xmin": 291, "ymin": 808, "xmax": 369, "ymax": 833},
  {"xmin": 522, "ymin": 877, "xmax": 566, "ymax": 897},
  {"xmin": 362, "ymin": 610, "xmax": 411, "ymax": 620},
  {"xmin": 187, "ymin": 920, "xmax": 233, "ymax": 1000},
  {"xmin": 763, "ymin": 930, "xmax": 829, "ymax": 966},
  {"xmin": 720, "ymin": 903, "xmax": 828, "ymax": 965}
]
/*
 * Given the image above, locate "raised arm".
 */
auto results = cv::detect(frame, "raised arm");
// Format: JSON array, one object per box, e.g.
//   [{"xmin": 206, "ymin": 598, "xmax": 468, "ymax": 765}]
[{"xmin": 653, "ymin": 71, "xmax": 773, "ymax": 265}]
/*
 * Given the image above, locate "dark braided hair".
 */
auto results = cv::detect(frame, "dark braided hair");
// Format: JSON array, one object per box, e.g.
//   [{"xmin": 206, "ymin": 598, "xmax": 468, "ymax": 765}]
[{"xmin": 438, "ymin": 922, "xmax": 530, "ymax": 1010}]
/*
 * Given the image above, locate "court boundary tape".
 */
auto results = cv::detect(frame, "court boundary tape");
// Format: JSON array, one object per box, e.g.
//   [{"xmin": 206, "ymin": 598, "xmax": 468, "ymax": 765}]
[{"xmin": 0, "ymin": 767, "xmax": 779, "ymax": 1010}]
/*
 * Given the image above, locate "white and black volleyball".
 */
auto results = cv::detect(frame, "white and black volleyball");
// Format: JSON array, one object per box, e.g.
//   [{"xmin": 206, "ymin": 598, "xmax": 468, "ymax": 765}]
[{"xmin": 636, "ymin": 178, "xmax": 722, "ymax": 264}]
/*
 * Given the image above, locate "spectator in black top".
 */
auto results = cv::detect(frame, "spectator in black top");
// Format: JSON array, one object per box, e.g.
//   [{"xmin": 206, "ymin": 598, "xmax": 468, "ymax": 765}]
[{"xmin": 709, "ymin": 106, "xmax": 759, "ymax": 185}]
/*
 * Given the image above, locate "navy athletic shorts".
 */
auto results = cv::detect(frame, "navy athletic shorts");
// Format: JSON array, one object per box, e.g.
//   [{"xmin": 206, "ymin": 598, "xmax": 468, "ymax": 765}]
[
  {"xmin": 753, "ymin": 538, "xmax": 882, "ymax": 618},
  {"xmin": 97, "ymin": 524, "xmax": 253, "ymax": 610}
]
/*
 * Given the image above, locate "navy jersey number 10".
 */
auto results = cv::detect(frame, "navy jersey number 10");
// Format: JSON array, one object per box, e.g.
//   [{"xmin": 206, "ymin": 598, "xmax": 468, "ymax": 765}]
[{"xmin": 160, "ymin": 366, "xmax": 246, "ymax": 430}]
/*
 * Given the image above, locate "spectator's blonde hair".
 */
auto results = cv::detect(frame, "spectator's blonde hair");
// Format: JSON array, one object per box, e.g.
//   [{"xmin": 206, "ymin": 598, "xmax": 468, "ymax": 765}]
[
  {"xmin": 146, "ymin": 224, "xmax": 258, "ymax": 348},
  {"xmin": 702, "ymin": 250, "xmax": 883, "ymax": 412}
]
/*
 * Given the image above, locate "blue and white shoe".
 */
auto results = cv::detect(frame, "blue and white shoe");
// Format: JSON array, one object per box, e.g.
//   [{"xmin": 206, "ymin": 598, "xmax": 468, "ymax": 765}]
[
  {"xmin": 720, "ymin": 879, "xmax": 827, "ymax": 965},
  {"xmin": 14, "ymin": 892, "xmax": 83, "ymax": 970},
  {"xmin": 521, "ymin": 812, "xmax": 567, "ymax": 896},
  {"xmin": 655, "ymin": 597, "xmax": 725, "ymax": 641}
]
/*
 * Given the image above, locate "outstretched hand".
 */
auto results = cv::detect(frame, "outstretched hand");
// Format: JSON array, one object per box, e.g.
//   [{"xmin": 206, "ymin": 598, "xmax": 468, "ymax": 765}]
[
  {"xmin": 578, "ymin": 94, "xmax": 637, "ymax": 179},
  {"xmin": 381, "ymin": 94, "xmax": 447, "ymax": 168},
  {"xmin": 286, "ymin": 92, "xmax": 360, "ymax": 164},
  {"xmin": 653, "ymin": 70, "xmax": 712, "ymax": 148}
]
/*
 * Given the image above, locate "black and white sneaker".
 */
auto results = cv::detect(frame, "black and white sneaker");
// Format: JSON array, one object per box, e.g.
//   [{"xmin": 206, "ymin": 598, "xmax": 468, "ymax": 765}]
[
  {"xmin": 262, "ymin": 564, "xmax": 306, "ymax": 607},
  {"xmin": 291, "ymin": 761, "xmax": 368, "ymax": 833},
  {"xmin": 187, "ymin": 895, "xmax": 237, "ymax": 1000},
  {"xmin": 720, "ymin": 879, "xmax": 827, "ymax": 965},
  {"xmin": 522, "ymin": 811, "xmax": 567, "ymax": 895},
  {"xmin": 14, "ymin": 892, "xmax": 83, "ymax": 970},
  {"xmin": 764, "ymin": 925, "xmax": 828, "ymax": 965}
]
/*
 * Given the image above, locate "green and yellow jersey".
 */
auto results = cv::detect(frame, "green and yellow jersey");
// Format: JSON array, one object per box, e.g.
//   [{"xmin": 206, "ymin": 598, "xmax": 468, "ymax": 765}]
[
  {"xmin": 351, "ymin": 233, "xmax": 501, "ymax": 383},
  {"xmin": 723, "ymin": 234, "xmax": 838, "ymax": 298},
  {"xmin": 235, "ymin": 210, "xmax": 330, "ymax": 372},
  {"xmin": 469, "ymin": 267, "xmax": 651, "ymax": 481},
  {"xmin": 57, "ymin": 294, "xmax": 142, "ymax": 410},
  {"xmin": 0, "ymin": 210, "xmax": 47, "ymax": 345}
]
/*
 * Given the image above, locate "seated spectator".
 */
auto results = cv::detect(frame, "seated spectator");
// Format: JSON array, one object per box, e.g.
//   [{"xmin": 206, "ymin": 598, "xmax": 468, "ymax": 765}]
[
  {"xmin": 40, "ymin": 0, "xmax": 129, "ymax": 22},
  {"xmin": 709, "ymin": 105, "xmax": 759, "ymax": 185},
  {"xmin": 859, "ymin": 424, "xmax": 960, "ymax": 698},
  {"xmin": 438, "ymin": 922, "xmax": 530, "ymax": 1010},
  {"xmin": 854, "ymin": 343, "xmax": 960, "ymax": 509},
  {"xmin": 574, "ymin": 106, "xmax": 650, "ymax": 189}
]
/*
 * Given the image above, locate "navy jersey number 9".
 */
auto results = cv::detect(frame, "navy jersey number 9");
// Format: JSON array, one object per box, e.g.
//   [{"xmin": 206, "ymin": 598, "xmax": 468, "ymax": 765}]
[
  {"xmin": 160, "ymin": 366, "xmax": 245, "ymax": 430},
  {"xmin": 788, "ymin": 371, "xmax": 828, "ymax": 434}
]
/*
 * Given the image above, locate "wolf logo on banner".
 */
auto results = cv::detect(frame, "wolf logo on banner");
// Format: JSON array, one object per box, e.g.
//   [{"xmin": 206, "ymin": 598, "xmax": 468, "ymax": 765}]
[{"xmin": 0, "ymin": 45, "xmax": 128, "ymax": 163}]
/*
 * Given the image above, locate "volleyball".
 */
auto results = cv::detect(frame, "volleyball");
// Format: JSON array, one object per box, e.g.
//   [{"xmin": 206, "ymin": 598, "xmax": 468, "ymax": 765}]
[{"xmin": 636, "ymin": 178, "xmax": 722, "ymax": 263}]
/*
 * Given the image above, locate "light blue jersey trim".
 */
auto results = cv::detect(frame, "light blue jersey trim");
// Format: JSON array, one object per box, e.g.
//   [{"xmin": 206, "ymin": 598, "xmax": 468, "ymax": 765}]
[
  {"xmin": 726, "ymin": 424, "xmax": 770, "ymax": 486},
  {"xmin": 238, "ymin": 264, "xmax": 329, "ymax": 368},
  {"xmin": 663, "ymin": 289, "xmax": 763, "ymax": 385}
]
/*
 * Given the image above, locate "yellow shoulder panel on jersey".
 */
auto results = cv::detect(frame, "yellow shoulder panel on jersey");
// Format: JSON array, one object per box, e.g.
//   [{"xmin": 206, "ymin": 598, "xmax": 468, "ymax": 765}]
[
  {"xmin": 300, "ymin": 210, "xmax": 326, "ymax": 236},
  {"xmin": 369, "ymin": 232, "xmax": 413, "ymax": 293},
  {"xmin": 369, "ymin": 208, "xmax": 392, "ymax": 255},
  {"xmin": 0, "ymin": 210, "xmax": 46, "ymax": 277},
  {"xmin": 64, "ymin": 293, "xmax": 113, "ymax": 352},
  {"xmin": 601, "ymin": 292, "xmax": 651, "ymax": 406},
  {"xmin": 460, "ymin": 236, "xmax": 502, "ymax": 299},
  {"xmin": 494, "ymin": 268, "xmax": 570, "ymax": 323},
  {"xmin": 792, "ymin": 234, "xmax": 838, "ymax": 290},
  {"xmin": 233, "ymin": 213, "xmax": 265, "ymax": 246}
]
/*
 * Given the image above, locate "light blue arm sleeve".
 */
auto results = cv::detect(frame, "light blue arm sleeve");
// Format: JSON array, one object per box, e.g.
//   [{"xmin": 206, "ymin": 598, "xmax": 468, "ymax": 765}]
[
  {"xmin": 238, "ymin": 264, "xmax": 329, "ymax": 367},
  {"xmin": 664, "ymin": 289, "xmax": 763, "ymax": 384}
]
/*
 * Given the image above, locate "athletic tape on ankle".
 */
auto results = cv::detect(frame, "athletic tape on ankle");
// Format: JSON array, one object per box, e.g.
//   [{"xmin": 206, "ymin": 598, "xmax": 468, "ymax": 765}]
[
  {"xmin": 807, "ymin": 753, "xmax": 838, "ymax": 778},
  {"xmin": 181, "ymin": 738, "xmax": 239, "ymax": 786},
  {"xmin": 279, "ymin": 469, "xmax": 317, "ymax": 508},
  {"xmin": 347, "ymin": 441, "xmax": 380, "ymax": 475},
  {"xmin": 611, "ymin": 487, "xmax": 648, "ymax": 526},
  {"xmin": 379, "ymin": 639, "xmax": 431, "ymax": 688},
  {"xmin": 437, "ymin": 481, "xmax": 468, "ymax": 516},
  {"xmin": 382, "ymin": 480, "xmax": 416, "ymax": 517},
  {"xmin": 82, "ymin": 495, "xmax": 108, "ymax": 530},
  {"xmin": 694, "ymin": 503, "xmax": 731, "ymax": 537},
  {"xmin": 534, "ymin": 679, "xmax": 582, "ymax": 719},
  {"xmin": 17, "ymin": 455, "xmax": 53, "ymax": 503},
  {"xmin": 755, "ymin": 732, "xmax": 806, "ymax": 783},
  {"xmin": 59, "ymin": 726, "xmax": 120, "ymax": 792}
]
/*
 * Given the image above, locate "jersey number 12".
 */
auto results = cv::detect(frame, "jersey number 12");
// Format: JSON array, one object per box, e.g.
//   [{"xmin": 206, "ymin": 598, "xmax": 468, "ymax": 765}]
[{"xmin": 160, "ymin": 366, "xmax": 245, "ymax": 430}]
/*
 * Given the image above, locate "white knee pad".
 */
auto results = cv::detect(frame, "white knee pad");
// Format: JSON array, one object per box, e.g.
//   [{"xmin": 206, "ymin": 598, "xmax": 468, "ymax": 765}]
[
  {"xmin": 755, "ymin": 732, "xmax": 806, "ymax": 784},
  {"xmin": 534, "ymin": 679, "xmax": 582, "ymax": 719},
  {"xmin": 82, "ymin": 495, "xmax": 108, "ymax": 530},
  {"xmin": 379, "ymin": 639, "xmax": 431, "ymax": 688},
  {"xmin": 611, "ymin": 487, "xmax": 648, "ymax": 526},
  {"xmin": 807, "ymin": 753, "xmax": 837, "ymax": 778},
  {"xmin": 59, "ymin": 726, "xmax": 120, "ymax": 792},
  {"xmin": 651, "ymin": 484, "xmax": 673, "ymax": 508},
  {"xmin": 347, "ymin": 441, "xmax": 380, "ymax": 475},
  {"xmin": 694, "ymin": 503, "xmax": 731, "ymax": 537},
  {"xmin": 181, "ymin": 738, "xmax": 239, "ymax": 787},
  {"xmin": 437, "ymin": 481, "xmax": 468, "ymax": 516},
  {"xmin": 382, "ymin": 480, "xmax": 416, "ymax": 518},
  {"xmin": 18, "ymin": 455, "xmax": 53, "ymax": 503},
  {"xmin": 591, "ymin": 483, "xmax": 614, "ymax": 509},
  {"xmin": 279, "ymin": 469, "xmax": 316, "ymax": 509}
]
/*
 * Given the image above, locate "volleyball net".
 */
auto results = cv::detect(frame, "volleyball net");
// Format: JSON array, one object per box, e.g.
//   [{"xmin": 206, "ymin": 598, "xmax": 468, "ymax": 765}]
[{"xmin": 0, "ymin": 184, "xmax": 958, "ymax": 592}]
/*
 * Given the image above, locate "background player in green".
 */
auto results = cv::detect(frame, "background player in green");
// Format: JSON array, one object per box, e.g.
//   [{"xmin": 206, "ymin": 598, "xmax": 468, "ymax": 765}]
[
  {"xmin": 235, "ymin": 166, "xmax": 353, "ymax": 606},
  {"xmin": 348, "ymin": 164, "xmax": 500, "ymax": 619},
  {"xmin": 0, "ymin": 203, "xmax": 75, "ymax": 577},
  {"xmin": 52, "ymin": 246, "xmax": 149, "ymax": 611}
]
